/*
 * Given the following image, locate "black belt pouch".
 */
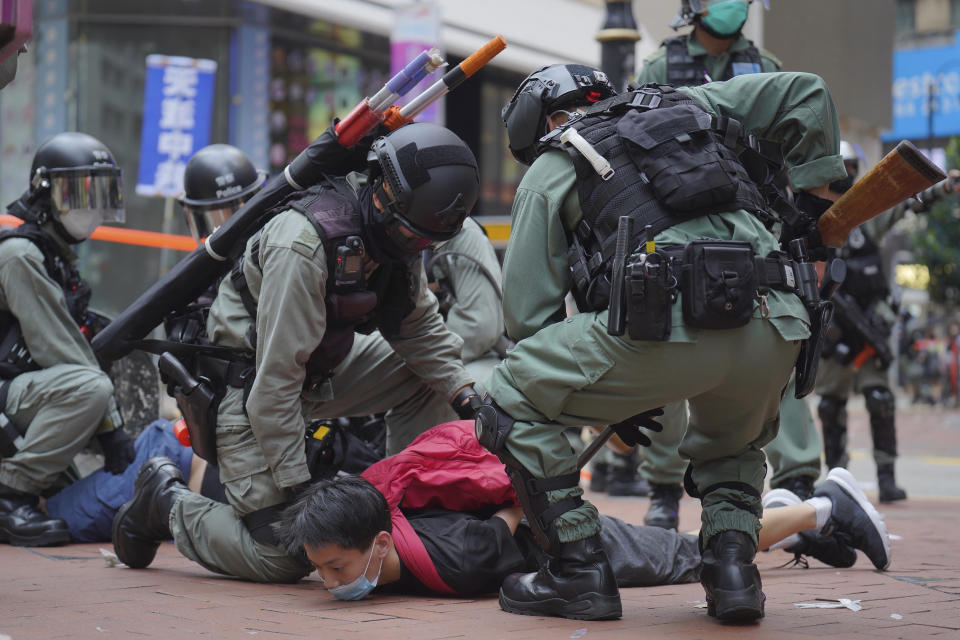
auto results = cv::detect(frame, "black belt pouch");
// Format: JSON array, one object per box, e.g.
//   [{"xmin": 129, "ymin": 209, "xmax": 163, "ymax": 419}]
[{"xmin": 681, "ymin": 240, "xmax": 757, "ymax": 330}]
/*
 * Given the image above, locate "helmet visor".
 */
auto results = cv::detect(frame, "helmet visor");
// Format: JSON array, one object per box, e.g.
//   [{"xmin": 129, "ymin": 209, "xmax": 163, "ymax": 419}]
[
  {"xmin": 381, "ymin": 214, "xmax": 438, "ymax": 256},
  {"xmin": 48, "ymin": 166, "xmax": 125, "ymax": 223},
  {"xmin": 183, "ymin": 199, "xmax": 243, "ymax": 242}
]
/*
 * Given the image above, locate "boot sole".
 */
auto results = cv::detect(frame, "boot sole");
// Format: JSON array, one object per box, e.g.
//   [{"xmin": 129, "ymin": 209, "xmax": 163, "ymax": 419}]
[
  {"xmin": 499, "ymin": 590, "xmax": 622, "ymax": 621},
  {"xmin": 707, "ymin": 587, "xmax": 765, "ymax": 621},
  {"xmin": 825, "ymin": 468, "xmax": 891, "ymax": 570},
  {"xmin": 0, "ymin": 525, "xmax": 71, "ymax": 547}
]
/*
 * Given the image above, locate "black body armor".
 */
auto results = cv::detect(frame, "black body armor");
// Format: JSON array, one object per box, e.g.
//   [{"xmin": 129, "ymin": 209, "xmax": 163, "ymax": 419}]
[
  {"xmin": 664, "ymin": 36, "xmax": 764, "ymax": 87},
  {"xmin": 0, "ymin": 224, "xmax": 91, "ymax": 378}
]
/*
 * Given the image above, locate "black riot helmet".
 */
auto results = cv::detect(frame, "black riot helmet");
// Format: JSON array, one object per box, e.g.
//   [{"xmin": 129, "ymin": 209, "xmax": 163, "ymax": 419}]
[
  {"xmin": 180, "ymin": 144, "xmax": 265, "ymax": 242},
  {"xmin": 20, "ymin": 131, "xmax": 125, "ymax": 243},
  {"xmin": 501, "ymin": 64, "xmax": 616, "ymax": 166},
  {"xmin": 365, "ymin": 123, "xmax": 479, "ymax": 260}
]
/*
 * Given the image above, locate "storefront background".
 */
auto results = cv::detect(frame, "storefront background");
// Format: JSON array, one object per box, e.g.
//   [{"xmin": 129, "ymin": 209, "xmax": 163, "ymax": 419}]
[{"xmin": 0, "ymin": 0, "xmax": 526, "ymax": 318}]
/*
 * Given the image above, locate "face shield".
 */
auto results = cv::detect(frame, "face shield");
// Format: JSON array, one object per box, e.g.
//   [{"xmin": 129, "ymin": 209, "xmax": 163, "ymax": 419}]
[
  {"xmin": 182, "ymin": 198, "xmax": 244, "ymax": 243},
  {"xmin": 46, "ymin": 165, "xmax": 125, "ymax": 241}
]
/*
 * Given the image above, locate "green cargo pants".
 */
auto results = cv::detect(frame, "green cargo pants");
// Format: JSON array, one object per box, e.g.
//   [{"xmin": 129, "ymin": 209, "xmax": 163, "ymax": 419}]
[
  {"xmin": 640, "ymin": 372, "xmax": 821, "ymax": 488},
  {"xmin": 486, "ymin": 312, "xmax": 799, "ymax": 547},
  {"xmin": 171, "ymin": 332, "xmax": 456, "ymax": 582},
  {"xmin": 0, "ymin": 364, "xmax": 113, "ymax": 494}
]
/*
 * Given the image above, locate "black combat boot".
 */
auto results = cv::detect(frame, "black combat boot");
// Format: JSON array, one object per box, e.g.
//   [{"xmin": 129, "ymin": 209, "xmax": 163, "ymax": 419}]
[
  {"xmin": 877, "ymin": 464, "xmax": 907, "ymax": 503},
  {"xmin": 771, "ymin": 475, "xmax": 816, "ymax": 501},
  {"xmin": 0, "ymin": 483, "xmax": 70, "ymax": 547},
  {"xmin": 606, "ymin": 451, "xmax": 650, "ymax": 497},
  {"xmin": 700, "ymin": 530, "xmax": 764, "ymax": 621},
  {"xmin": 589, "ymin": 462, "xmax": 609, "ymax": 493},
  {"xmin": 784, "ymin": 530, "xmax": 857, "ymax": 568},
  {"xmin": 818, "ymin": 395, "xmax": 849, "ymax": 469},
  {"xmin": 499, "ymin": 534, "xmax": 621, "ymax": 620},
  {"xmin": 644, "ymin": 483, "xmax": 683, "ymax": 529},
  {"xmin": 113, "ymin": 457, "xmax": 192, "ymax": 568}
]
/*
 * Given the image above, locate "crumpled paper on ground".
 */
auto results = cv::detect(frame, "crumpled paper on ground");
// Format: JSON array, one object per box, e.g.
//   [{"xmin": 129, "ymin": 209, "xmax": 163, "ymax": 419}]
[
  {"xmin": 794, "ymin": 598, "xmax": 862, "ymax": 611},
  {"xmin": 100, "ymin": 547, "xmax": 126, "ymax": 568}
]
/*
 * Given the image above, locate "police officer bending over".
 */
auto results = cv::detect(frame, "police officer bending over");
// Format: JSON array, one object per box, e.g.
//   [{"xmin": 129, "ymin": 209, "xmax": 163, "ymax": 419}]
[
  {"xmin": 0, "ymin": 132, "xmax": 134, "ymax": 547},
  {"xmin": 113, "ymin": 123, "xmax": 482, "ymax": 583},
  {"xmin": 478, "ymin": 71, "xmax": 847, "ymax": 622}
]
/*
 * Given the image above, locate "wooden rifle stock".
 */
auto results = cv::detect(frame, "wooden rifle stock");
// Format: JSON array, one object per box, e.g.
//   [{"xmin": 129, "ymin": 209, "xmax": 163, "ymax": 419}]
[{"xmin": 818, "ymin": 140, "xmax": 946, "ymax": 248}]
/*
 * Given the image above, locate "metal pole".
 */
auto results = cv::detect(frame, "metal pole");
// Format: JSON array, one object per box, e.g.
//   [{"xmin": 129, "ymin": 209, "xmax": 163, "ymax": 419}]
[
  {"xmin": 927, "ymin": 78, "xmax": 936, "ymax": 155},
  {"xmin": 596, "ymin": 0, "xmax": 641, "ymax": 92}
]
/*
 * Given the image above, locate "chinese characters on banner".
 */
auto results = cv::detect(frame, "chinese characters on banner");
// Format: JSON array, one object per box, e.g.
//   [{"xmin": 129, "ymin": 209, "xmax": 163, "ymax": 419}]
[{"xmin": 136, "ymin": 55, "xmax": 216, "ymax": 197}]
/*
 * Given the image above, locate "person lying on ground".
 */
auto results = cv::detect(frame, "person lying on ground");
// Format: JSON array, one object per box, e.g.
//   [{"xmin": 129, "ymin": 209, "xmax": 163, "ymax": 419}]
[{"xmin": 274, "ymin": 421, "xmax": 890, "ymax": 600}]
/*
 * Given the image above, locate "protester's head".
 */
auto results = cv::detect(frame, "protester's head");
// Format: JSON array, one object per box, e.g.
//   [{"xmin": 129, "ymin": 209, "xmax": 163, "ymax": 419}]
[
  {"xmin": 19, "ymin": 132, "xmax": 125, "ymax": 243},
  {"xmin": 501, "ymin": 64, "xmax": 616, "ymax": 166},
  {"xmin": 364, "ymin": 122, "xmax": 479, "ymax": 261},
  {"xmin": 278, "ymin": 476, "xmax": 393, "ymax": 600},
  {"xmin": 179, "ymin": 144, "xmax": 265, "ymax": 243}
]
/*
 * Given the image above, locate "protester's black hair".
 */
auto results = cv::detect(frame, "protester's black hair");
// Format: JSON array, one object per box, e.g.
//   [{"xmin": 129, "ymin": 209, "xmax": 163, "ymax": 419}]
[{"xmin": 277, "ymin": 476, "xmax": 392, "ymax": 556}]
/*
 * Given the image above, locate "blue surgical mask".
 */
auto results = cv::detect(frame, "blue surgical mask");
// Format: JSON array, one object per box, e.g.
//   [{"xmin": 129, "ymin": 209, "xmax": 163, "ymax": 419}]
[
  {"xmin": 700, "ymin": 0, "xmax": 750, "ymax": 38},
  {"xmin": 328, "ymin": 542, "xmax": 383, "ymax": 601}
]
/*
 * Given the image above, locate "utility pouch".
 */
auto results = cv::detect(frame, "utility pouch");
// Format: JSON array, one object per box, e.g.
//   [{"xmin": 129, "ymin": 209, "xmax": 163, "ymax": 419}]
[
  {"xmin": 795, "ymin": 301, "xmax": 834, "ymax": 398},
  {"xmin": 158, "ymin": 352, "xmax": 219, "ymax": 463},
  {"xmin": 681, "ymin": 240, "xmax": 757, "ymax": 329},
  {"xmin": 618, "ymin": 104, "xmax": 739, "ymax": 213},
  {"xmin": 625, "ymin": 252, "xmax": 674, "ymax": 341},
  {"xmin": 0, "ymin": 312, "xmax": 39, "ymax": 379}
]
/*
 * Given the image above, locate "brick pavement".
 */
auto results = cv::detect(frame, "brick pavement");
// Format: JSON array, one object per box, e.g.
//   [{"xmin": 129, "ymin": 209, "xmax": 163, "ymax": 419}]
[{"xmin": 1, "ymin": 402, "xmax": 958, "ymax": 639}]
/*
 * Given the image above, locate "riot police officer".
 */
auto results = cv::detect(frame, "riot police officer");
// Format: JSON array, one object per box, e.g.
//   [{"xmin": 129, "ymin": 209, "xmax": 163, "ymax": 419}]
[
  {"xmin": 480, "ymin": 69, "xmax": 846, "ymax": 622},
  {"xmin": 0, "ymin": 132, "xmax": 134, "ymax": 546},
  {"xmin": 636, "ymin": 0, "xmax": 780, "ymax": 87},
  {"xmin": 815, "ymin": 141, "xmax": 920, "ymax": 503},
  {"xmin": 179, "ymin": 144, "xmax": 266, "ymax": 244},
  {"xmin": 113, "ymin": 123, "xmax": 482, "ymax": 583}
]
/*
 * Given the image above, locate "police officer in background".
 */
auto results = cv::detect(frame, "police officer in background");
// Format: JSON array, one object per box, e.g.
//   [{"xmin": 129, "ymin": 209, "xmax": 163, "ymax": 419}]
[
  {"xmin": 0, "ymin": 132, "xmax": 135, "ymax": 547},
  {"xmin": 815, "ymin": 142, "xmax": 959, "ymax": 502},
  {"xmin": 634, "ymin": 0, "xmax": 823, "ymax": 529},
  {"xmin": 480, "ymin": 69, "xmax": 846, "ymax": 622},
  {"xmin": 113, "ymin": 123, "xmax": 482, "ymax": 583},
  {"xmin": 636, "ymin": 0, "xmax": 780, "ymax": 87},
  {"xmin": 426, "ymin": 215, "xmax": 506, "ymax": 385}
]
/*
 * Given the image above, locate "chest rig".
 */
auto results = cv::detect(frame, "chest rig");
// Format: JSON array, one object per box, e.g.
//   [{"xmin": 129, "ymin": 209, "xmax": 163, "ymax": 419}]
[
  {"xmin": 230, "ymin": 180, "xmax": 417, "ymax": 380},
  {"xmin": 837, "ymin": 226, "xmax": 888, "ymax": 308},
  {"xmin": 664, "ymin": 36, "xmax": 763, "ymax": 86},
  {"xmin": 538, "ymin": 85, "xmax": 781, "ymax": 312},
  {"xmin": 0, "ymin": 224, "xmax": 91, "ymax": 378}
]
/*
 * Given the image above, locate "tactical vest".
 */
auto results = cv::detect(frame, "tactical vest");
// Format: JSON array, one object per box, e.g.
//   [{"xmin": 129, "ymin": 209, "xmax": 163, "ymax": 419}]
[
  {"xmin": 538, "ymin": 86, "xmax": 779, "ymax": 311},
  {"xmin": 838, "ymin": 225, "xmax": 888, "ymax": 308},
  {"xmin": 0, "ymin": 224, "xmax": 91, "ymax": 378},
  {"xmin": 664, "ymin": 36, "xmax": 764, "ymax": 87},
  {"xmin": 231, "ymin": 180, "xmax": 418, "ymax": 379}
]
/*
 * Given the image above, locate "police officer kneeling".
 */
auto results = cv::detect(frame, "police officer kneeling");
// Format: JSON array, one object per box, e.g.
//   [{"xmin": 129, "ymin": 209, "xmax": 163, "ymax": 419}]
[
  {"xmin": 112, "ymin": 123, "xmax": 481, "ymax": 583},
  {"xmin": 478, "ymin": 70, "xmax": 848, "ymax": 622},
  {"xmin": 0, "ymin": 133, "xmax": 134, "ymax": 546}
]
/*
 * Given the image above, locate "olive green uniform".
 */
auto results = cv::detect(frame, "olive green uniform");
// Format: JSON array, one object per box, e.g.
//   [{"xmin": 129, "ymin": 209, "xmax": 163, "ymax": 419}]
[
  {"xmin": 0, "ymin": 231, "xmax": 115, "ymax": 495},
  {"xmin": 430, "ymin": 216, "xmax": 505, "ymax": 387},
  {"xmin": 489, "ymin": 72, "xmax": 845, "ymax": 546},
  {"xmin": 635, "ymin": 32, "xmax": 781, "ymax": 86},
  {"xmin": 634, "ymin": 32, "xmax": 820, "ymax": 490},
  {"xmin": 170, "ymin": 195, "xmax": 472, "ymax": 582}
]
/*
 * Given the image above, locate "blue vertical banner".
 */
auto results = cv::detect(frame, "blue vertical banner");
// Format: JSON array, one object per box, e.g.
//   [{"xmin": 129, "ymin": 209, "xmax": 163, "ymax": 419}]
[
  {"xmin": 136, "ymin": 55, "xmax": 217, "ymax": 198},
  {"xmin": 884, "ymin": 31, "xmax": 960, "ymax": 142}
]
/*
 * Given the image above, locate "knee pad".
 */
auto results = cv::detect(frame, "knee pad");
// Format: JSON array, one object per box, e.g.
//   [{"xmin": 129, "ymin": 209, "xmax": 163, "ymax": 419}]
[
  {"xmin": 817, "ymin": 395, "xmax": 847, "ymax": 431},
  {"xmin": 863, "ymin": 387, "xmax": 895, "ymax": 421}
]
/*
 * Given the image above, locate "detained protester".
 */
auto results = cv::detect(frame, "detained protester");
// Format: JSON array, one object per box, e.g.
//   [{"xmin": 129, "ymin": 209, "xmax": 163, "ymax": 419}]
[
  {"xmin": 478, "ymin": 68, "xmax": 847, "ymax": 622},
  {"xmin": 275, "ymin": 421, "xmax": 889, "ymax": 600},
  {"xmin": 112, "ymin": 123, "xmax": 483, "ymax": 583},
  {"xmin": 0, "ymin": 132, "xmax": 134, "ymax": 547}
]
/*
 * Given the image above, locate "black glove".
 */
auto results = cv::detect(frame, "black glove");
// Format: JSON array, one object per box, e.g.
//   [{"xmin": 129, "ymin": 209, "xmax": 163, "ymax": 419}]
[
  {"xmin": 452, "ymin": 385, "xmax": 482, "ymax": 420},
  {"xmin": 288, "ymin": 121, "xmax": 391, "ymax": 186},
  {"xmin": 96, "ymin": 428, "xmax": 136, "ymax": 475},
  {"xmin": 610, "ymin": 407, "xmax": 665, "ymax": 448}
]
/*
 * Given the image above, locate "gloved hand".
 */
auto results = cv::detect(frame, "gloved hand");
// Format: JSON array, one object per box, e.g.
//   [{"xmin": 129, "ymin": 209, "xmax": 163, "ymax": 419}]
[
  {"xmin": 289, "ymin": 121, "xmax": 392, "ymax": 187},
  {"xmin": 451, "ymin": 385, "xmax": 482, "ymax": 420},
  {"xmin": 96, "ymin": 428, "xmax": 136, "ymax": 474},
  {"xmin": 610, "ymin": 407, "xmax": 665, "ymax": 448}
]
